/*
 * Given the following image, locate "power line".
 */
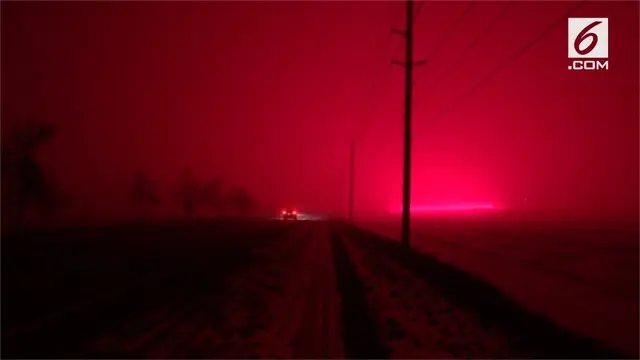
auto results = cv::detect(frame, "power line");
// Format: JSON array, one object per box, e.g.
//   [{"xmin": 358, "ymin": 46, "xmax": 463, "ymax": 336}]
[
  {"xmin": 353, "ymin": 3, "xmax": 404, "ymax": 143},
  {"xmin": 356, "ymin": 0, "xmax": 427, "ymax": 144},
  {"xmin": 369, "ymin": 0, "xmax": 480, "ymax": 149},
  {"xmin": 375, "ymin": 0, "xmax": 588, "ymax": 155},
  {"xmin": 347, "ymin": 3, "xmax": 407, "ymax": 221},
  {"xmin": 414, "ymin": 0, "xmax": 588, "ymax": 141},
  {"xmin": 358, "ymin": 1, "xmax": 430, "ymax": 145},
  {"xmin": 421, "ymin": 1, "xmax": 516, "ymax": 96},
  {"xmin": 425, "ymin": 0, "xmax": 477, "ymax": 62},
  {"xmin": 373, "ymin": 1, "xmax": 504, "ymax": 147}
]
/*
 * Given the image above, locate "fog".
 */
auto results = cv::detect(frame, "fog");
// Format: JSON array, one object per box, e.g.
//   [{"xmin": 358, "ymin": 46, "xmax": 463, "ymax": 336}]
[{"xmin": 2, "ymin": 1, "xmax": 638, "ymax": 227}]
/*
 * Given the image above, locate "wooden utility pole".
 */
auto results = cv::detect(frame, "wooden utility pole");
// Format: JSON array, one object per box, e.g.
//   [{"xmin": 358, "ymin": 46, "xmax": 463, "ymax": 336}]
[
  {"xmin": 349, "ymin": 140, "xmax": 355, "ymax": 221},
  {"xmin": 391, "ymin": 0, "xmax": 424, "ymax": 244},
  {"xmin": 400, "ymin": 0, "xmax": 414, "ymax": 248}
]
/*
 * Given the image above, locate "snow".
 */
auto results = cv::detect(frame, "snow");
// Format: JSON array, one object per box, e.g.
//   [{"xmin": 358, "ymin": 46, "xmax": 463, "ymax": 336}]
[
  {"xmin": 86, "ymin": 221, "xmax": 343, "ymax": 359},
  {"xmin": 339, "ymin": 232, "xmax": 534, "ymax": 358},
  {"xmin": 357, "ymin": 217, "xmax": 639, "ymax": 357}
]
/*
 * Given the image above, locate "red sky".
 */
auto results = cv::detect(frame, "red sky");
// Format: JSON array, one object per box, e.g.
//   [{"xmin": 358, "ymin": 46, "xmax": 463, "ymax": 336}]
[{"xmin": 2, "ymin": 1, "xmax": 638, "ymax": 222}]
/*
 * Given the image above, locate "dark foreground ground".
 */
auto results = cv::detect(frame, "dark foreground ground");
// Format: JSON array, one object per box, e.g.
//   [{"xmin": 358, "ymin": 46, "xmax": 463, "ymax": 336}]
[{"xmin": 2, "ymin": 219, "xmax": 635, "ymax": 359}]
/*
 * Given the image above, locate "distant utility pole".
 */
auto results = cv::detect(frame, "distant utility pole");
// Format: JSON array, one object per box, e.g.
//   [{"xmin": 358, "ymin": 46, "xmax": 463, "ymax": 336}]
[
  {"xmin": 392, "ymin": 0, "xmax": 425, "ymax": 249},
  {"xmin": 349, "ymin": 140, "xmax": 355, "ymax": 221}
]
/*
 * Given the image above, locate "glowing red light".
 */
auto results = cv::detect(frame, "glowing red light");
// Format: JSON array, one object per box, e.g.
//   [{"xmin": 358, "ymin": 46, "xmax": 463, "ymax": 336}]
[
  {"xmin": 292, "ymin": 210, "xmax": 297, "ymax": 214},
  {"xmin": 390, "ymin": 202, "xmax": 498, "ymax": 214}
]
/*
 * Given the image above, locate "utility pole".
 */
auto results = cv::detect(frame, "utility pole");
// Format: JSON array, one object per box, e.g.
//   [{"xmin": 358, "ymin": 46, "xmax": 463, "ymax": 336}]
[
  {"xmin": 349, "ymin": 140, "xmax": 355, "ymax": 221},
  {"xmin": 392, "ymin": 0, "xmax": 424, "ymax": 248},
  {"xmin": 401, "ymin": 0, "xmax": 413, "ymax": 249}
]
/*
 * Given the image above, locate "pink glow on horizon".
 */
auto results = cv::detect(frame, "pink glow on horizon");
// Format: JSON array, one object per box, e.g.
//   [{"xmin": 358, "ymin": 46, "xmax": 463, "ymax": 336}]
[{"xmin": 390, "ymin": 202, "xmax": 500, "ymax": 214}]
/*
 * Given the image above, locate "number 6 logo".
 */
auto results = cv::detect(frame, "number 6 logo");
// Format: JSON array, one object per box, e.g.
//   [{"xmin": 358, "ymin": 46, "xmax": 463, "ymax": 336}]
[
  {"xmin": 574, "ymin": 20, "xmax": 601, "ymax": 55},
  {"xmin": 568, "ymin": 18, "xmax": 608, "ymax": 59}
]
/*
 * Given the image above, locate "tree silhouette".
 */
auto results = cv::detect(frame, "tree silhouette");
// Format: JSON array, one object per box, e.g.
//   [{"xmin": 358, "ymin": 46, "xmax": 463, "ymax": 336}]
[
  {"xmin": 175, "ymin": 169, "xmax": 201, "ymax": 219},
  {"xmin": 31, "ymin": 170, "xmax": 70, "ymax": 221},
  {"xmin": 131, "ymin": 171, "xmax": 161, "ymax": 220},
  {"xmin": 1, "ymin": 119, "xmax": 66, "ymax": 228},
  {"xmin": 200, "ymin": 177, "xmax": 224, "ymax": 215},
  {"xmin": 224, "ymin": 186, "xmax": 254, "ymax": 216}
]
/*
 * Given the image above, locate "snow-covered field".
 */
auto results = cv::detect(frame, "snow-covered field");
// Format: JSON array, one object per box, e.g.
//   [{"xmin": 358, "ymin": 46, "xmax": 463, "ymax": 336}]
[
  {"xmin": 3, "ymin": 220, "xmax": 346, "ymax": 359},
  {"xmin": 337, "ymin": 232, "xmax": 540, "ymax": 358},
  {"xmin": 356, "ymin": 215, "xmax": 639, "ymax": 357}
]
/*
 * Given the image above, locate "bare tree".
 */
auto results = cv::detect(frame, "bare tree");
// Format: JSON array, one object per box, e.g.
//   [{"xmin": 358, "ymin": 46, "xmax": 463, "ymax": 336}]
[
  {"xmin": 131, "ymin": 171, "xmax": 161, "ymax": 220},
  {"xmin": 1, "ymin": 119, "xmax": 67, "ymax": 228},
  {"xmin": 35, "ymin": 173, "xmax": 71, "ymax": 221},
  {"xmin": 175, "ymin": 169, "xmax": 201, "ymax": 219},
  {"xmin": 224, "ymin": 186, "xmax": 254, "ymax": 216},
  {"xmin": 200, "ymin": 177, "xmax": 224, "ymax": 215}
]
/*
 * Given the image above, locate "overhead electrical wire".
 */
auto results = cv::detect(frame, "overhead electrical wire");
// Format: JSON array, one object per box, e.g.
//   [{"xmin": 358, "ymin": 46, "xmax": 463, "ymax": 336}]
[
  {"xmin": 413, "ymin": 0, "xmax": 588, "ymax": 143},
  {"xmin": 353, "ymin": 2, "xmax": 405, "ymax": 143}
]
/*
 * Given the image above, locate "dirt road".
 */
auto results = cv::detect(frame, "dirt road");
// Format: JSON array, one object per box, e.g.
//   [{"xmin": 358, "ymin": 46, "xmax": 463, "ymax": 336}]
[{"xmin": 2, "ymin": 219, "xmax": 630, "ymax": 359}]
